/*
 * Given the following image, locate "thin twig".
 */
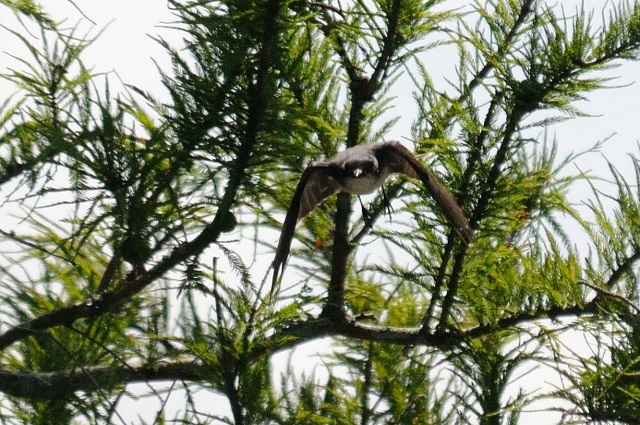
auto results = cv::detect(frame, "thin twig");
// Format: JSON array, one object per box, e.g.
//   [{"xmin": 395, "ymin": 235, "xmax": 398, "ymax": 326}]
[
  {"xmin": 580, "ymin": 279, "xmax": 640, "ymax": 313},
  {"xmin": 0, "ymin": 228, "xmax": 78, "ymax": 266}
]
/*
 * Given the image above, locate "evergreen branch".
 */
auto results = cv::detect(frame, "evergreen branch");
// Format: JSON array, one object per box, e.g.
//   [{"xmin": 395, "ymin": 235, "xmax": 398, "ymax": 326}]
[
  {"xmin": 603, "ymin": 248, "xmax": 640, "ymax": 291},
  {"xmin": 0, "ymin": 228, "xmax": 77, "ymax": 266},
  {"xmin": 420, "ymin": 93, "xmax": 504, "ymax": 333},
  {"xmin": 429, "ymin": 0, "xmax": 536, "ymax": 136},
  {"xmin": 419, "ymin": 1, "xmax": 538, "ymax": 333},
  {"xmin": 281, "ymin": 315, "xmax": 457, "ymax": 347},
  {"xmin": 0, "ymin": 0, "xmax": 284, "ymax": 356},
  {"xmin": 285, "ymin": 299, "xmax": 600, "ymax": 347},
  {"xmin": 0, "ymin": 194, "xmax": 246, "ymax": 351},
  {"xmin": 580, "ymin": 280, "xmax": 640, "ymax": 313},
  {"xmin": 370, "ymin": 0, "xmax": 403, "ymax": 86},
  {"xmin": 460, "ymin": 0, "xmax": 536, "ymax": 105},
  {"xmin": 421, "ymin": 235, "xmax": 455, "ymax": 332},
  {"xmin": 436, "ymin": 114, "xmax": 521, "ymax": 329},
  {"xmin": 322, "ymin": 0, "xmax": 409, "ymax": 318},
  {"xmin": 464, "ymin": 302, "xmax": 598, "ymax": 339},
  {"xmin": 0, "ymin": 0, "xmax": 55, "ymax": 28}
]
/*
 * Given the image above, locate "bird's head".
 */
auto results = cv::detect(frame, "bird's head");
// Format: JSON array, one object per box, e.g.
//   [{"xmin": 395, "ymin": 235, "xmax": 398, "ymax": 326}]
[{"xmin": 344, "ymin": 158, "xmax": 377, "ymax": 178}]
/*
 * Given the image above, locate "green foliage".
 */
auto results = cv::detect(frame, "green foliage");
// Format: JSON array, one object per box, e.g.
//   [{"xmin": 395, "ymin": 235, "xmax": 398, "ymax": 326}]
[
  {"xmin": 1, "ymin": 0, "xmax": 640, "ymax": 424},
  {"xmin": 0, "ymin": 0, "xmax": 54, "ymax": 28}
]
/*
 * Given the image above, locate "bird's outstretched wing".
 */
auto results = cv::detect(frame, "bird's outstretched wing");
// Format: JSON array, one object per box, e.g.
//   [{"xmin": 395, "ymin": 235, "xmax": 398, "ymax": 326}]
[
  {"xmin": 378, "ymin": 141, "xmax": 474, "ymax": 244},
  {"xmin": 271, "ymin": 165, "xmax": 340, "ymax": 291}
]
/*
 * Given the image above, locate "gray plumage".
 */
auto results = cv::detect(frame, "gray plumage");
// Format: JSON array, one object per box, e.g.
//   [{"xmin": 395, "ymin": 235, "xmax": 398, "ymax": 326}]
[{"xmin": 272, "ymin": 141, "xmax": 473, "ymax": 289}]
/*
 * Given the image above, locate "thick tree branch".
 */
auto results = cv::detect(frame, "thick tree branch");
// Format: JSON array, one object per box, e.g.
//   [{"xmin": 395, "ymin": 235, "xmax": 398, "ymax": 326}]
[
  {"xmin": 323, "ymin": 192, "xmax": 352, "ymax": 318},
  {"xmin": 282, "ymin": 315, "xmax": 457, "ymax": 347},
  {"xmin": 290, "ymin": 299, "xmax": 602, "ymax": 348},
  {"xmin": 0, "ymin": 298, "xmax": 604, "ymax": 401},
  {"xmin": 0, "ymin": 362, "xmax": 205, "ymax": 400},
  {"xmin": 321, "ymin": 0, "xmax": 407, "ymax": 319}
]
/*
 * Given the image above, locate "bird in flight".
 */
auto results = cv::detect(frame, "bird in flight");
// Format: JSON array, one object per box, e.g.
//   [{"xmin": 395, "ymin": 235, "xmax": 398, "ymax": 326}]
[{"xmin": 271, "ymin": 140, "xmax": 473, "ymax": 289}]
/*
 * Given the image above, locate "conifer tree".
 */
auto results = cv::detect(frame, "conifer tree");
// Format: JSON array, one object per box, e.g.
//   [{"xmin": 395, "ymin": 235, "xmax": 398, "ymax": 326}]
[{"xmin": 1, "ymin": 0, "xmax": 640, "ymax": 423}]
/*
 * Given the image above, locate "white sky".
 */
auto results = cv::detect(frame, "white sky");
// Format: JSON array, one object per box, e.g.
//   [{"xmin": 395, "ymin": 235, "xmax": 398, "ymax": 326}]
[{"xmin": 1, "ymin": 1, "xmax": 640, "ymax": 424}]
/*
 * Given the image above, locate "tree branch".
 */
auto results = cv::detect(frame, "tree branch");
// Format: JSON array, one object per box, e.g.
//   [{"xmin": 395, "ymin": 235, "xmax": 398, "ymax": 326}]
[
  {"xmin": 604, "ymin": 248, "xmax": 640, "ymax": 290},
  {"xmin": 464, "ymin": 301, "xmax": 598, "ymax": 339},
  {"xmin": 282, "ymin": 315, "xmax": 457, "ymax": 347},
  {"xmin": 0, "ymin": 0, "xmax": 283, "ymax": 353},
  {"xmin": 0, "ymin": 362, "xmax": 204, "ymax": 399},
  {"xmin": 289, "ymin": 299, "xmax": 601, "ymax": 348},
  {"xmin": 460, "ymin": 0, "xmax": 535, "ymax": 104},
  {"xmin": 323, "ymin": 192, "xmax": 352, "ymax": 319}
]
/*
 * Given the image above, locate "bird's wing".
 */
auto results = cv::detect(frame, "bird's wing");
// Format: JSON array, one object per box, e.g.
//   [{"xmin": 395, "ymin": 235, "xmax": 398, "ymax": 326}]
[
  {"xmin": 378, "ymin": 141, "xmax": 474, "ymax": 244},
  {"xmin": 272, "ymin": 165, "xmax": 340, "ymax": 291},
  {"xmin": 298, "ymin": 165, "xmax": 342, "ymax": 220}
]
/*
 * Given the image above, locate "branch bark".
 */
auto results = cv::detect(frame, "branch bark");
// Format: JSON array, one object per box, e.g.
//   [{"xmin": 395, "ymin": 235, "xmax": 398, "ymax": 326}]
[
  {"xmin": 0, "ymin": 362, "xmax": 204, "ymax": 399},
  {"xmin": 0, "ymin": 298, "xmax": 602, "ymax": 401}
]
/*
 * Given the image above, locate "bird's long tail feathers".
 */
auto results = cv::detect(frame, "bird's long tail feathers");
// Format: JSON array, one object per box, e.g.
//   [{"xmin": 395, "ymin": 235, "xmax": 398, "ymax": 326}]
[{"xmin": 417, "ymin": 168, "xmax": 474, "ymax": 244}]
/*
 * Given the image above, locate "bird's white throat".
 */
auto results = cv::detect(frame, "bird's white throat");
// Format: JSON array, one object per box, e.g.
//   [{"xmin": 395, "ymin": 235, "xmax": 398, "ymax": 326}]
[{"xmin": 341, "ymin": 172, "xmax": 386, "ymax": 195}]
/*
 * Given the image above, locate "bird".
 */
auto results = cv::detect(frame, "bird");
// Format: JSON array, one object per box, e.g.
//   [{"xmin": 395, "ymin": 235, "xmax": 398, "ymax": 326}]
[{"xmin": 271, "ymin": 140, "xmax": 473, "ymax": 290}]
